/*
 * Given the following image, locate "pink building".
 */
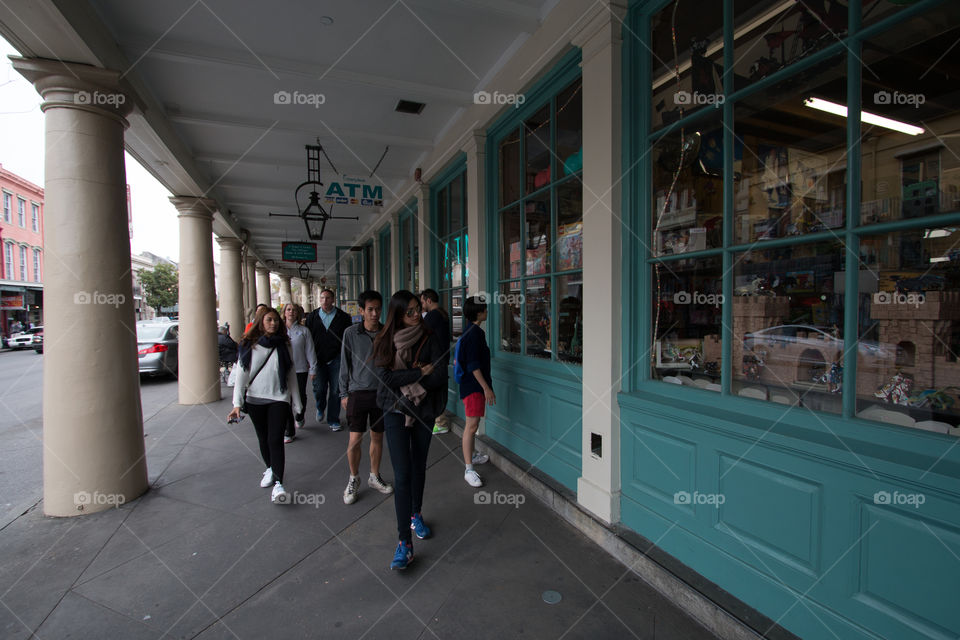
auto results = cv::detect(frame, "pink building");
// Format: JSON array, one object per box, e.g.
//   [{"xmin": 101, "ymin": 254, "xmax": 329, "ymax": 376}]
[{"xmin": 0, "ymin": 163, "xmax": 44, "ymax": 336}]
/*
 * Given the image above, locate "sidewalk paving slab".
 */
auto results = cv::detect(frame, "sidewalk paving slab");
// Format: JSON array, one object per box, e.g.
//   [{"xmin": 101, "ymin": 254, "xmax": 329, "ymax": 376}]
[{"xmin": 0, "ymin": 389, "xmax": 722, "ymax": 640}]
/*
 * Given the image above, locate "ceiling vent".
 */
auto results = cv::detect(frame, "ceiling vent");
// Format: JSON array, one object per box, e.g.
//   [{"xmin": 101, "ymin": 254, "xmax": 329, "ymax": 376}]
[{"xmin": 395, "ymin": 100, "xmax": 425, "ymax": 115}]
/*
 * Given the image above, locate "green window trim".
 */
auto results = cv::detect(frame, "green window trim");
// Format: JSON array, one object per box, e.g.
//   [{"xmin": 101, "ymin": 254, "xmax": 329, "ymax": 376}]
[
  {"xmin": 430, "ymin": 155, "xmax": 469, "ymax": 339},
  {"xmin": 485, "ymin": 47, "xmax": 585, "ymax": 371},
  {"xmin": 624, "ymin": 0, "xmax": 960, "ymax": 427}
]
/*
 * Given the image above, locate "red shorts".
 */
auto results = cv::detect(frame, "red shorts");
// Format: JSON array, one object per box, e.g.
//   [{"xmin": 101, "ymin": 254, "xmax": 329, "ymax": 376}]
[{"xmin": 463, "ymin": 391, "xmax": 486, "ymax": 417}]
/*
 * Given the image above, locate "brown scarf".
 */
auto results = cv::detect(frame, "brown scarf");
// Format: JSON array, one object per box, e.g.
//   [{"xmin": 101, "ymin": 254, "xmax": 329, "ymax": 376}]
[{"xmin": 393, "ymin": 323, "xmax": 427, "ymax": 426}]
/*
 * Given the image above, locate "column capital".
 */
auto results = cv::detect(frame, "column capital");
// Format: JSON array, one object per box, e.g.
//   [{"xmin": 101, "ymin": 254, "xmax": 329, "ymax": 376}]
[
  {"xmin": 11, "ymin": 57, "xmax": 136, "ymax": 125},
  {"xmin": 571, "ymin": 2, "xmax": 628, "ymax": 62},
  {"xmin": 243, "ymin": 254, "xmax": 258, "ymax": 266},
  {"xmin": 416, "ymin": 182, "xmax": 430, "ymax": 201},
  {"xmin": 216, "ymin": 237, "xmax": 243, "ymax": 251},
  {"xmin": 461, "ymin": 130, "xmax": 487, "ymax": 155},
  {"xmin": 255, "ymin": 265, "xmax": 270, "ymax": 276},
  {"xmin": 170, "ymin": 196, "xmax": 218, "ymax": 220}
]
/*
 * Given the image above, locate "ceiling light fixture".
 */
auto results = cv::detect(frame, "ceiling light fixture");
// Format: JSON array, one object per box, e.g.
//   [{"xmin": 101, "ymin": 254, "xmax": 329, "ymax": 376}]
[{"xmin": 803, "ymin": 97, "xmax": 924, "ymax": 136}]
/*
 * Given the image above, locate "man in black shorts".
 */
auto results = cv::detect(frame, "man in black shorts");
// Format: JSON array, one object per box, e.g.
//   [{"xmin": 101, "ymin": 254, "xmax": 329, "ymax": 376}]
[{"xmin": 338, "ymin": 290, "xmax": 394, "ymax": 504}]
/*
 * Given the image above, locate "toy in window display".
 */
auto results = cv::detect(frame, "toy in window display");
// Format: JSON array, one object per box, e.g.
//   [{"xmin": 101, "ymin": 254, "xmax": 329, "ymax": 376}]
[
  {"xmin": 875, "ymin": 371, "xmax": 913, "ymax": 405},
  {"xmin": 908, "ymin": 387, "xmax": 958, "ymax": 412},
  {"xmin": 743, "ymin": 350, "xmax": 766, "ymax": 382},
  {"xmin": 817, "ymin": 359, "xmax": 842, "ymax": 393}
]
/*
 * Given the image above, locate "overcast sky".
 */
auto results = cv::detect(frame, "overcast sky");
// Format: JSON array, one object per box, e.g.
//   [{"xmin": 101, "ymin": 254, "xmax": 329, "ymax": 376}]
[{"xmin": 0, "ymin": 37, "xmax": 183, "ymax": 262}]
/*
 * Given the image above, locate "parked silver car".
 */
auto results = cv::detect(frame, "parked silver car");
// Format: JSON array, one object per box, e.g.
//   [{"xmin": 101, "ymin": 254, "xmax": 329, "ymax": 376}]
[{"xmin": 137, "ymin": 322, "xmax": 179, "ymax": 377}]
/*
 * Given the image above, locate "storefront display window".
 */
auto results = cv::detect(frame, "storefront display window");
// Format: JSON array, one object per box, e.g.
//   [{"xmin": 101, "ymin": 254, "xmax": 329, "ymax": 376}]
[
  {"xmin": 494, "ymin": 75, "xmax": 582, "ymax": 364},
  {"xmin": 434, "ymin": 168, "xmax": 468, "ymax": 338},
  {"xmin": 399, "ymin": 203, "xmax": 419, "ymax": 293},
  {"xmin": 644, "ymin": 0, "xmax": 960, "ymax": 432}
]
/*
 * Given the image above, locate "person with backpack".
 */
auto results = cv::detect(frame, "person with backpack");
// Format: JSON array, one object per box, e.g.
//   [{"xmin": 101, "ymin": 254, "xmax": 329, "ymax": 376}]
[
  {"xmin": 420, "ymin": 289, "xmax": 452, "ymax": 434},
  {"xmin": 453, "ymin": 296, "xmax": 495, "ymax": 488}
]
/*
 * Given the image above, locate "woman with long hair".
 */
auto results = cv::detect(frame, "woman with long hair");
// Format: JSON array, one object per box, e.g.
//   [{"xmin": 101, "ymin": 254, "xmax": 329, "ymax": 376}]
[
  {"xmin": 372, "ymin": 290, "xmax": 448, "ymax": 569},
  {"xmin": 282, "ymin": 303, "xmax": 316, "ymax": 443},
  {"xmin": 228, "ymin": 306, "xmax": 302, "ymax": 504}
]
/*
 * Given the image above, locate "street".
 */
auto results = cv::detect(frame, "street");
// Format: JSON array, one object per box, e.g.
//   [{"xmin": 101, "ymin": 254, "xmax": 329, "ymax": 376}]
[{"xmin": 0, "ymin": 349, "xmax": 179, "ymax": 527}]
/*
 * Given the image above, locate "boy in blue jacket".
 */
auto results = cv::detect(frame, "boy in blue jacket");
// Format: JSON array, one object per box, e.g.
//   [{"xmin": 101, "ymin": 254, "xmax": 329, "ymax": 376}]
[{"xmin": 454, "ymin": 296, "xmax": 495, "ymax": 487}]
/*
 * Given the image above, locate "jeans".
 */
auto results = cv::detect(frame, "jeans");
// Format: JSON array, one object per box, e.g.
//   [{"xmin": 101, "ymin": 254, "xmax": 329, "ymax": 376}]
[
  {"xmin": 383, "ymin": 411, "xmax": 432, "ymax": 543},
  {"xmin": 285, "ymin": 372, "xmax": 309, "ymax": 437},
  {"xmin": 246, "ymin": 401, "xmax": 289, "ymax": 483},
  {"xmin": 312, "ymin": 358, "xmax": 341, "ymax": 424}
]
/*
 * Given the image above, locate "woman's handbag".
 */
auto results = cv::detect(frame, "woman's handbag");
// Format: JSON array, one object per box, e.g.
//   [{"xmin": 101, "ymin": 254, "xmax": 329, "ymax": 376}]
[{"xmin": 241, "ymin": 347, "xmax": 276, "ymax": 413}]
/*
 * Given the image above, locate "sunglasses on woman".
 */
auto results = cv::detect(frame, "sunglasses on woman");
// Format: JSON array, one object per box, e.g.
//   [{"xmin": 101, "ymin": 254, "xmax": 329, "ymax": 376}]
[{"xmin": 404, "ymin": 307, "xmax": 421, "ymax": 317}]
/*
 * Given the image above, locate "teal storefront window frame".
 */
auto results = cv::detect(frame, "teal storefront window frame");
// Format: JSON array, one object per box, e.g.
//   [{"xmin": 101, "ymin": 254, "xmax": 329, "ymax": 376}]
[
  {"xmin": 398, "ymin": 198, "xmax": 419, "ymax": 292},
  {"xmin": 624, "ymin": 0, "xmax": 960, "ymax": 418},
  {"xmin": 485, "ymin": 46, "xmax": 584, "ymax": 380},
  {"xmin": 623, "ymin": 2, "xmax": 960, "ymax": 636},
  {"xmin": 429, "ymin": 153, "xmax": 468, "ymax": 335},
  {"xmin": 377, "ymin": 223, "xmax": 391, "ymax": 294}
]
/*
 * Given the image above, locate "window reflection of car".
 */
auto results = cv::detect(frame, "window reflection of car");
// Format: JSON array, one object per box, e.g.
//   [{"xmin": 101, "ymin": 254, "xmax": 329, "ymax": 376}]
[
  {"xmin": 743, "ymin": 324, "xmax": 890, "ymax": 384},
  {"xmin": 137, "ymin": 322, "xmax": 179, "ymax": 377}
]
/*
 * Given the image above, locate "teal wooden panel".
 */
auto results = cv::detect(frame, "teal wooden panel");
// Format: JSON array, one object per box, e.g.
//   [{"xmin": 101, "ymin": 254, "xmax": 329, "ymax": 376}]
[
  {"xmin": 483, "ymin": 360, "xmax": 582, "ymax": 491},
  {"xmin": 717, "ymin": 456, "xmax": 822, "ymax": 576},
  {"xmin": 622, "ymin": 423, "xmax": 696, "ymax": 509},
  {"xmin": 857, "ymin": 504, "xmax": 959, "ymax": 637},
  {"xmin": 619, "ymin": 393, "xmax": 960, "ymax": 640}
]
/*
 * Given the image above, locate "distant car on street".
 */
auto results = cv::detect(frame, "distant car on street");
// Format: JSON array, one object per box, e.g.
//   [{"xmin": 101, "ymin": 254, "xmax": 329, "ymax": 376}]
[
  {"xmin": 8, "ymin": 327, "xmax": 43, "ymax": 350},
  {"xmin": 32, "ymin": 329, "xmax": 43, "ymax": 354},
  {"xmin": 137, "ymin": 322, "xmax": 179, "ymax": 377}
]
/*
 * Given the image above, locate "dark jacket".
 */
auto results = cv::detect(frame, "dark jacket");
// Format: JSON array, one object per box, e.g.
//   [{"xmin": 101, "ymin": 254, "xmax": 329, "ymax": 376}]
[
  {"xmin": 423, "ymin": 308, "xmax": 451, "ymax": 367},
  {"xmin": 304, "ymin": 307, "xmax": 353, "ymax": 364},
  {"xmin": 375, "ymin": 329, "xmax": 448, "ymax": 428},
  {"xmin": 218, "ymin": 333, "xmax": 238, "ymax": 363},
  {"xmin": 456, "ymin": 320, "xmax": 491, "ymax": 399}
]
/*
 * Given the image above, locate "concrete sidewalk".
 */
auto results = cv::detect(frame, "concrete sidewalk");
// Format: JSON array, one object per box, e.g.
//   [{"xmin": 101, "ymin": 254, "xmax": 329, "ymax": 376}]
[{"xmin": 0, "ymin": 386, "xmax": 722, "ymax": 640}]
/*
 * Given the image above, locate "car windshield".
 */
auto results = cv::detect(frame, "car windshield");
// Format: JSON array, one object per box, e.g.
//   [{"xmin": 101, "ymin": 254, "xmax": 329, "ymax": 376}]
[{"xmin": 137, "ymin": 326, "xmax": 169, "ymax": 341}]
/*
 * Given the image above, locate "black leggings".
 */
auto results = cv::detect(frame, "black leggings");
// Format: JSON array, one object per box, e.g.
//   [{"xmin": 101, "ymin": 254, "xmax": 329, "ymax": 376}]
[
  {"xmin": 285, "ymin": 372, "xmax": 309, "ymax": 436},
  {"xmin": 247, "ymin": 401, "xmax": 290, "ymax": 483},
  {"xmin": 383, "ymin": 412, "xmax": 432, "ymax": 543}
]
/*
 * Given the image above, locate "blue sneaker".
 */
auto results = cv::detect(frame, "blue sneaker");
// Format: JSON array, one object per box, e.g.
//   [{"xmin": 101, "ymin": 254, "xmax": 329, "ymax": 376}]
[
  {"xmin": 315, "ymin": 410, "xmax": 323, "ymax": 422},
  {"xmin": 391, "ymin": 541, "xmax": 413, "ymax": 570},
  {"xmin": 329, "ymin": 422, "xmax": 342, "ymax": 432},
  {"xmin": 410, "ymin": 513, "xmax": 431, "ymax": 539}
]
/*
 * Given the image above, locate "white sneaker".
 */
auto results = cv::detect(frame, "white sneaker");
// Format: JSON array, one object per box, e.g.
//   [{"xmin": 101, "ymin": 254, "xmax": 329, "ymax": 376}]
[
  {"xmin": 368, "ymin": 473, "xmax": 394, "ymax": 494},
  {"xmin": 471, "ymin": 452, "xmax": 489, "ymax": 465},
  {"xmin": 464, "ymin": 468, "xmax": 484, "ymax": 487},
  {"xmin": 295, "ymin": 419, "xmax": 305, "ymax": 430},
  {"xmin": 343, "ymin": 476, "xmax": 360, "ymax": 504},
  {"xmin": 271, "ymin": 481, "xmax": 290, "ymax": 504},
  {"xmin": 260, "ymin": 467, "xmax": 274, "ymax": 488}
]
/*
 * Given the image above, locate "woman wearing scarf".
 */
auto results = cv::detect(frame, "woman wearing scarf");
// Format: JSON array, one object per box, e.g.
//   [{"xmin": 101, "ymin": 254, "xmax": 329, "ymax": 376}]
[
  {"xmin": 372, "ymin": 290, "xmax": 448, "ymax": 569},
  {"xmin": 228, "ymin": 306, "xmax": 302, "ymax": 504}
]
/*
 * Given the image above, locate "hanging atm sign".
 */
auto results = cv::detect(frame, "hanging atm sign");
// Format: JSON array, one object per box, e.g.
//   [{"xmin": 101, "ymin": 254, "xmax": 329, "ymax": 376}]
[
  {"xmin": 323, "ymin": 175, "xmax": 384, "ymax": 209},
  {"xmin": 282, "ymin": 242, "xmax": 317, "ymax": 262}
]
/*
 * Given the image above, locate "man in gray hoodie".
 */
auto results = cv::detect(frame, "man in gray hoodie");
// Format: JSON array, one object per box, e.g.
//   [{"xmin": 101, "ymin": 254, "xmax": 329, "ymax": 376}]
[{"xmin": 338, "ymin": 290, "xmax": 394, "ymax": 504}]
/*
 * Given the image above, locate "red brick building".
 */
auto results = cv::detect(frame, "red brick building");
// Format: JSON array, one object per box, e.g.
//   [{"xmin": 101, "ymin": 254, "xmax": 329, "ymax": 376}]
[{"xmin": 0, "ymin": 163, "xmax": 44, "ymax": 336}]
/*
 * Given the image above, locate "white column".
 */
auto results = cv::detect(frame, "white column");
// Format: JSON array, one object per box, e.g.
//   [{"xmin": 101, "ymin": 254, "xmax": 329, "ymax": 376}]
[
  {"xmin": 240, "ymin": 249, "xmax": 251, "ymax": 313},
  {"xmin": 13, "ymin": 57, "xmax": 147, "ymax": 517},
  {"xmin": 171, "ymin": 196, "xmax": 221, "ymax": 405},
  {"xmin": 416, "ymin": 183, "xmax": 432, "ymax": 292},
  {"xmin": 573, "ymin": 3, "xmax": 626, "ymax": 524},
  {"xmin": 302, "ymin": 279, "xmax": 313, "ymax": 308},
  {"xmin": 463, "ymin": 131, "xmax": 487, "ymax": 297},
  {"xmin": 256, "ymin": 265, "xmax": 271, "ymax": 307},
  {"xmin": 244, "ymin": 255, "xmax": 257, "ymax": 318},
  {"xmin": 279, "ymin": 275, "xmax": 293, "ymax": 304},
  {"xmin": 217, "ymin": 237, "xmax": 245, "ymax": 342}
]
